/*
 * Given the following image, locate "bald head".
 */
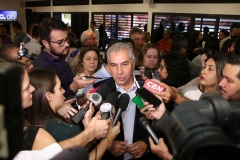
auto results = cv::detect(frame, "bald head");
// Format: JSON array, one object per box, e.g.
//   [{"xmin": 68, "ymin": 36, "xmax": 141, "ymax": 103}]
[{"xmin": 80, "ymin": 30, "xmax": 97, "ymax": 46}]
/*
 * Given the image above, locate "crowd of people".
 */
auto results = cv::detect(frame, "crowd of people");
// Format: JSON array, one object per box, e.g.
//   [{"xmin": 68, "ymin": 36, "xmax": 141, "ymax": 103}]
[{"xmin": 0, "ymin": 17, "xmax": 240, "ymax": 160}]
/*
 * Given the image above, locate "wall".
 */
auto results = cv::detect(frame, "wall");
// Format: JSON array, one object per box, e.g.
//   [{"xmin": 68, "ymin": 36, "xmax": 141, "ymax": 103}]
[
  {"xmin": 0, "ymin": 0, "xmax": 240, "ymax": 37},
  {"xmin": 29, "ymin": 0, "xmax": 240, "ymax": 33}
]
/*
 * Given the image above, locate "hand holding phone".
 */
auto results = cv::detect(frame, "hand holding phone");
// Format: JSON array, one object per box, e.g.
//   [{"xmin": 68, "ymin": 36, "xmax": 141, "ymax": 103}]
[{"xmin": 136, "ymin": 88, "xmax": 162, "ymax": 108}]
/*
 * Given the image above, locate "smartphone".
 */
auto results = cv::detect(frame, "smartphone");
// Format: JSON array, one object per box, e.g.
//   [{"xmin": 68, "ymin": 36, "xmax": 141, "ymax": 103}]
[
  {"xmin": 136, "ymin": 88, "xmax": 162, "ymax": 108},
  {"xmin": 84, "ymin": 76, "xmax": 103, "ymax": 79},
  {"xmin": 144, "ymin": 68, "xmax": 153, "ymax": 79},
  {"xmin": 132, "ymin": 95, "xmax": 145, "ymax": 109}
]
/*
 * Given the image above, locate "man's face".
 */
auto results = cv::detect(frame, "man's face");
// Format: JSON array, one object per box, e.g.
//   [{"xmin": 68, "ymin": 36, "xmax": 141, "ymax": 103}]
[
  {"xmin": 85, "ymin": 32, "xmax": 97, "ymax": 46},
  {"xmin": 46, "ymin": 30, "xmax": 70, "ymax": 57},
  {"xmin": 0, "ymin": 26, "xmax": 6, "ymax": 35},
  {"xmin": 90, "ymin": 23, "xmax": 94, "ymax": 29},
  {"xmin": 219, "ymin": 64, "xmax": 240, "ymax": 101},
  {"xmin": 230, "ymin": 28, "xmax": 240, "ymax": 38},
  {"xmin": 108, "ymin": 49, "xmax": 135, "ymax": 90},
  {"xmin": 132, "ymin": 33, "xmax": 145, "ymax": 50},
  {"xmin": 163, "ymin": 31, "xmax": 170, "ymax": 40}
]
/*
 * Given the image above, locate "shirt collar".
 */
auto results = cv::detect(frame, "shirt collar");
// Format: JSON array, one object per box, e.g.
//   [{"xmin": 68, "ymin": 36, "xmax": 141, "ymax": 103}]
[{"xmin": 115, "ymin": 74, "xmax": 139, "ymax": 92}]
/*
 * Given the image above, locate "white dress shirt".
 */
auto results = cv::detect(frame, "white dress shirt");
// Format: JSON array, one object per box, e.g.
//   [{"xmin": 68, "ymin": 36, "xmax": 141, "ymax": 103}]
[
  {"xmin": 115, "ymin": 75, "xmax": 140, "ymax": 160},
  {"xmin": 13, "ymin": 143, "xmax": 62, "ymax": 160}
]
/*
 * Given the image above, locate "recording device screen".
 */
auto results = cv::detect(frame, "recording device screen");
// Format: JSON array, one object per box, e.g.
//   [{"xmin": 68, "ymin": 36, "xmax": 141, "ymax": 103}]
[{"xmin": 136, "ymin": 87, "xmax": 162, "ymax": 108}]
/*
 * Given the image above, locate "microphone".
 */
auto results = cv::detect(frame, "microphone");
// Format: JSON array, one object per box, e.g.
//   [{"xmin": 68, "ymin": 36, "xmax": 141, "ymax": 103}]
[
  {"xmin": 112, "ymin": 93, "xmax": 130, "ymax": 127},
  {"xmin": 100, "ymin": 91, "xmax": 120, "ymax": 119},
  {"xmin": 139, "ymin": 116, "xmax": 159, "ymax": 145},
  {"xmin": 72, "ymin": 83, "xmax": 111, "ymax": 124}
]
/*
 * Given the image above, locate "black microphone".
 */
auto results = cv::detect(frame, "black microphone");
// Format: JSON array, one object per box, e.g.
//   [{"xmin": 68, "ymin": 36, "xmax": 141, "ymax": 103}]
[
  {"xmin": 100, "ymin": 91, "xmax": 120, "ymax": 119},
  {"xmin": 139, "ymin": 116, "xmax": 159, "ymax": 145},
  {"xmin": 72, "ymin": 83, "xmax": 111, "ymax": 124},
  {"xmin": 112, "ymin": 93, "xmax": 130, "ymax": 127},
  {"xmin": 51, "ymin": 146, "xmax": 88, "ymax": 160}
]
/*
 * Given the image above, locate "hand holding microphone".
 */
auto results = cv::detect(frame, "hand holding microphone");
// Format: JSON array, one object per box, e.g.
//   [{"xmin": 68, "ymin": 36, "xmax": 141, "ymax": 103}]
[
  {"xmin": 72, "ymin": 83, "xmax": 111, "ymax": 125},
  {"xmin": 139, "ymin": 116, "xmax": 159, "ymax": 145},
  {"xmin": 99, "ymin": 91, "xmax": 120, "ymax": 120}
]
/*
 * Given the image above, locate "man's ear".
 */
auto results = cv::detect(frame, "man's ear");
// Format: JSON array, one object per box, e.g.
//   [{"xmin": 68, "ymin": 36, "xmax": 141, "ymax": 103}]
[
  {"xmin": 45, "ymin": 92, "xmax": 52, "ymax": 102},
  {"xmin": 42, "ymin": 40, "xmax": 49, "ymax": 49}
]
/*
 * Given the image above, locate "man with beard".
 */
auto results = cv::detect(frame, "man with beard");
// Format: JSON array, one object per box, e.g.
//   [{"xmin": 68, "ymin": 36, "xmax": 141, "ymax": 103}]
[{"xmin": 33, "ymin": 17, "xmax": 95, "ymax": 97}]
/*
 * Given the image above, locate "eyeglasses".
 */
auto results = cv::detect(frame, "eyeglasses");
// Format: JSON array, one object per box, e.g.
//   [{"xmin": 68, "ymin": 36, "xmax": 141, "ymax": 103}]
[{"xmin": 49, "ymin": 37, "xmax": 69, "ymax": 47}]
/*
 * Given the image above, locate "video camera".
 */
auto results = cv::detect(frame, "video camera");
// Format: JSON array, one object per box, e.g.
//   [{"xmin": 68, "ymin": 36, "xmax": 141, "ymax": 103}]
[
  {"xmin": 165, "ymin": 92, "xmax": 240, "ymax": 160},
  {"xmin": 17, "ymin": 42, "xmax": 37, "ymax": 61}
]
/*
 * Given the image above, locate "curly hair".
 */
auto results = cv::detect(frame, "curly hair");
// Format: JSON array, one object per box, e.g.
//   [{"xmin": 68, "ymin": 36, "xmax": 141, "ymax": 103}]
[
  {"xmin": 160, "ymin": 53, "xmax": 192, "ymax": 88},
  {"xmin": 70, "ymin": 46, "xmax": 102, "ymax": 75}
]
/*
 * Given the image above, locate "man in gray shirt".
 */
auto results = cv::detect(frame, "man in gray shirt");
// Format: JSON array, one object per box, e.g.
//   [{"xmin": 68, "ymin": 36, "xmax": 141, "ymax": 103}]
[{"xmin": 13, "ymin": 22, "xmax": 26, "ymax": 45}]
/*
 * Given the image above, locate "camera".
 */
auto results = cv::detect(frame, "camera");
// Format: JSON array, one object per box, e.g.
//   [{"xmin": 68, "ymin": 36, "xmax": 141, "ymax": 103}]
[
  {"xmin": 17, "ymin": 42, "xmax": 37, "ymax": 61},
  {"xmin": 165, "ymin": 92, "xmax": 240, "ymax": 160}
]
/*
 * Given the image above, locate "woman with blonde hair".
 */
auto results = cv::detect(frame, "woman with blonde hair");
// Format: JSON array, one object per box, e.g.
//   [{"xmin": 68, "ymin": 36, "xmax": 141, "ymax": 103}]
[
  {"xmin": 137, "ymin": 43, "xmax": 161, "ymax": 80},
  {"xmin": 71, "ymin": 46, "xmax": 102, "ymax": 76}
]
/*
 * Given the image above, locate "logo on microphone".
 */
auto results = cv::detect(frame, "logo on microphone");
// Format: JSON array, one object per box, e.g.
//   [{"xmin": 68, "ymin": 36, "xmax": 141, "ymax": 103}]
[{"xmin": 143, "ymin": 79, "xmax": 166, "ymax": 93}]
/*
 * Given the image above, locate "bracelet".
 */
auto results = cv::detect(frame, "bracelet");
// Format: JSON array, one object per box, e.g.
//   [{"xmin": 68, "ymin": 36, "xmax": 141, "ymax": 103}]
[{"xmin": 104, "ymin": 137, "xmax": 111, "ymax": 149}]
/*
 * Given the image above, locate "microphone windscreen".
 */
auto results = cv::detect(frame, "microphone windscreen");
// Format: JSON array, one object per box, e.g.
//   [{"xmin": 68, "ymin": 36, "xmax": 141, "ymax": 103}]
[
  {"xmin": 51, "ymin": 146, "xmax": 88, "ymax": 160},
  {"xmin": 96, "ymin": 83, "xmax": 111, "ymax": 100},
  {"xmin": 139, "ymin": 116, "xmax": 149, "ymax": 127},
  {"xmin": 117, "ymin": 93, "xmax": 130, "ymax": 111},
  {"xmin": 105, "ymin": 91, "xmax": 120, "ymax": 107},
  {"xmin": 88, "ymin": 93, "xmax": 102, "ymax": 106}
]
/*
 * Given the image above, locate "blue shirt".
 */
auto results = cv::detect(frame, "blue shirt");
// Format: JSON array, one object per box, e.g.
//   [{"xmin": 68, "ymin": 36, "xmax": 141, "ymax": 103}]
[
  {"xmin": 69, "ymin": 48, "xmax": 81, "ymax": 58},
  {"xmin": 33, "ymin": 50, "xmax": 75, "ymax": 97},
  {"xmin": 82, "ymin": 64, "xmax": 111, "ymax": 94}
]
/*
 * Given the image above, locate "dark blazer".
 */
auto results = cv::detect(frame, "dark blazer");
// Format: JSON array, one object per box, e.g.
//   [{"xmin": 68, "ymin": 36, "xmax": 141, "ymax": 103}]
[{"xmin": 102, "ymin": 77, "xmax": 161, "ymax": 160}]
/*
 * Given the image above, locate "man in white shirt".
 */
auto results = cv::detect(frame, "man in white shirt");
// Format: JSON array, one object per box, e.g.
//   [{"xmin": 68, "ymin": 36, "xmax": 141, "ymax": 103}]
[
  {"xmin": 89, "ymin": 21, "xmax": 99, "ymax": 47},
  {"xmin": 25, "ymin": 26, "xmax": 42, "ymax": 56},
  {"xmin": 103, "ymin": 42, "xmax": 155, "ymax": 160}
]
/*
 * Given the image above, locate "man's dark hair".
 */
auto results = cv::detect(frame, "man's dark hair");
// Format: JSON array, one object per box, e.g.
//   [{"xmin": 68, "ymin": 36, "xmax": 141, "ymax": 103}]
[
  {"xmin": 38, "ymin": 17, "xmax": 67, "ymax": 41},
  {"xmin": 234, "ymin": 36, "xmax": 240, "ymax": 55},
  {"xmin": 32, "ymin": 26, "xmax": 39, "ymax": 39},
  {"xmin": 220, "ymin": 29, "xmax": 230, "ymax": 37},
  {"xmin": 91, "ymin": 21, "xmax": 96, "ymax": 26},
  {"xmin": 0, "ymin": 24, "xmax": 6, "ymax": 28},
  {"xmin": 227, "ymin": 54, "xmax": 240, "ymax": 79},
  {"xmin": 230, "ymin": 23, "xmax": 240, "ymax": 31},
  {"xmin": 121, "ymin": 38, "xmax": 135, "ymax": 49},
  {"xmin": 0, "ymin": 44, "xmax": 19, "ymax": 60},
  {"xmin": 171, "ymin": 34, "xmax": 188, "ymax": 52},
  {"xmin": 178, "ymin": 22, "xmax": 185, "ymax": 31},
  {"xmin": 204, "ymin": 36, "xmax": 220, "ymax": 57},
  {"xmin": 221, "ymin": 39, "xmax": 232, "ymax": 52},
  {"xmin": 13, "ymin": 22, "xmax": 22, "ymax": 30}
]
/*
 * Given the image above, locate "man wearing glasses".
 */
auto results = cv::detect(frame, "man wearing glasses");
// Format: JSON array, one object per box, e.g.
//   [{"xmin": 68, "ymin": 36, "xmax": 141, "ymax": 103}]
[{"xmin": 33, "ymin": 17, "xmax": 95, "ymax": 97}]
